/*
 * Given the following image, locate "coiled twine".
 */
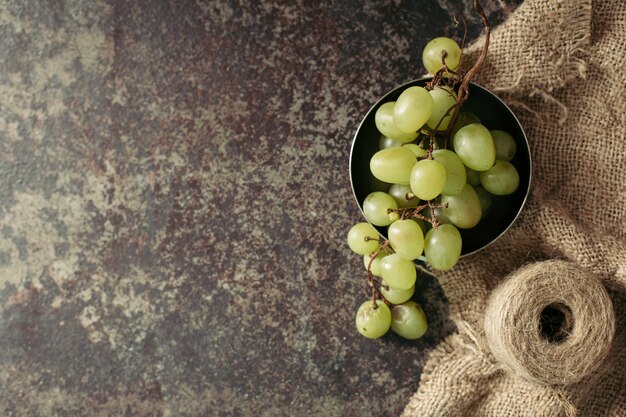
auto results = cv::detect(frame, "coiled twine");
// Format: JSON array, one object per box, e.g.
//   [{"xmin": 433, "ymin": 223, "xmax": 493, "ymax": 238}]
[{"xmin": 484, "ymin": 260, "xmax": 615, "ymax": 386}]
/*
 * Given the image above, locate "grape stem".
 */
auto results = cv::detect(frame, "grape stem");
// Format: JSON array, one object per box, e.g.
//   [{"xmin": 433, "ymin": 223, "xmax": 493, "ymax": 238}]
[
  {"xmin": 443, "ymin": 0, "xmax": 491, "ymax": 144},
  {"xmin": 364, "ymin": 236, "xmax": 384, "ymax": 242},
  {"xmin": 427, "ymin": 201, "xmax": 442, "ymax": 228},
  {"xmin": 422, "ymin": 0, "xmax": 490, "ymax": 150},
  {"xmin": 388, "ymin": 201, "xmax": 449, "ymax": 228},
  {"xmin": 366, "ymin": 240, "xmax": 391, "ymax": 272},
  {"xmin": 369, "ymin": 280, "xmax": 391, "ymax": 309},
  {"xmin": 365, "ymin": 241, "xmax": 393, "ymax": 308}
]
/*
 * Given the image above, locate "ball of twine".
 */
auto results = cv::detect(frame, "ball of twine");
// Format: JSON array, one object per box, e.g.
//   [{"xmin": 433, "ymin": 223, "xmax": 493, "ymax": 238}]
[{"xmin": 484, "ymin": 260, "xmax": 615, "ymax": 386}]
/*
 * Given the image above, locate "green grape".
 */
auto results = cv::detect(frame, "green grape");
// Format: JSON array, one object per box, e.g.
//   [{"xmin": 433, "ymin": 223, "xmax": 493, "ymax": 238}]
[
  {"xmin": 440, "ymin": 183, "xmax": 482, "ymax": 229},
  {"xmin": 422, "ymin": 37, "xmax": 461, "ymax": 75},
  {"xmin": 388, "ymin": 219, "xmax": 424, "ymax": 261},
  {"xmin": 426, "ymin": 86, "xmax": 458, "ymax": 130},
  {"xmin": 402, "ymin": 143, "xmax": 428, "ymax": 158},
  {"xmin": 474, "ymin": 185, "xmax": 492, "ymax": 218},
  {"xmin": 391, "ymin": 301, "xmax": 428, "ymax": 340},
  {"xmin": 355, "ymin": 300, "xmax": 392, "ymax": 339},
  {"xmin": 380, "ymin": 253, "xmax": 417, "ymax": 291},
  {"xmin": 347, "ymin": 222, "xmax": 380, "ymax": 255},
  {"xmin": 388, "ymin": 184, "xmax": 419, "ymax": 208},
  {"xmin": 465, "ymin": 166, "xmax": 481, "ymax": 186},
  {"xmin": 490, "ymin": 130, "xmax": 517, "ymax": 161},
  {"xmin": 451, "ymin": 111, "xmax": 481, "ymax": 137},
  {"xmin": 480, "ymin": 160, "xmax": 520, "ymax": 195},
  {"xmin": 370, "ymin": 147, "xmax": 417, "ymax": 185},
  {"xmin": 379, "ymin": 135, "xmax": 405, "ymax": 150},
  {"xmin": 453, "ymin": 123, "xmax": 496, "ymax": 171},
  {"xmin": 433, "ymin": 149, "xmax": 467, "ymax": 196},
  {"xmin": 424, "ymin": 224, "xmax": 462, "ymax": 271},
  {"xmin": 393, "ymin": 86, "xmax": 434, "ymax": 133},
  {"xmin": 363, "ymin": 251, "xmax": 386, "ymax": 276},
  {"xmin": 409, "ymin": 159, "xmax": 447, "ymax": 201},
  {"xmin": 381, "ymin": 280, "xmax": 415, "ymax": 304},
  {"xmin": 375, "ymin": 102, "xmax": 420, "ymax": 142},
  {"xmin": 363, "ymin": 192, "xmax": 398, "ymax": 226}
]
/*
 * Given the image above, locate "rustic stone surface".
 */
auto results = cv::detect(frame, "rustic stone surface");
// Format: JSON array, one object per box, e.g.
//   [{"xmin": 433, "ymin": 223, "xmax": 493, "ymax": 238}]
[{"xmin": 0, "ymin": 1, "xmax": 520, "ymax": 416}]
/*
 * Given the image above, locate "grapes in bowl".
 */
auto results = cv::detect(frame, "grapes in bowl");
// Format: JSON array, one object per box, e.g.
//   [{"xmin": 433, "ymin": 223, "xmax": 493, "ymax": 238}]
[
  {"xmin": 349, "ymin": 77, "xmax": 531, "ymax": 266},
  {"xmin": 346, "ymin": 18, "xmax": 530, "ymax": 341}
]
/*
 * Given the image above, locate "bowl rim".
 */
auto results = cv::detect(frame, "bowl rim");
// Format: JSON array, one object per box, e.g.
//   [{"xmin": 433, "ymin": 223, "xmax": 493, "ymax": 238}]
[{"xmin": 349, "ymin": 77, "xmax": 532, "ymax": 259}]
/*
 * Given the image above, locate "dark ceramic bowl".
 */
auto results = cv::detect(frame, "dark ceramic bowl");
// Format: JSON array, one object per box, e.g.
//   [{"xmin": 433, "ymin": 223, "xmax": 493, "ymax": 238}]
[{"xmin": 349, "ymin": 78, "xmax": 531, "ymax": 257}]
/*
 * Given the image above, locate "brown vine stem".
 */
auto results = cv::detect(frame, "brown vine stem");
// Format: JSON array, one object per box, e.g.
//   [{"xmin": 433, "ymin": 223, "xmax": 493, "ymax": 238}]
[
  {"xmin": 370, "ymin": 280, "xmax": 391, "ymax": 308},
  {"xmin": 390, "ymin": 201, "xmax": 449, "ymax": 228},
  {"xmin": 365, "ymin": 240, "xmax": 392, "ymax": 308},
  {"xmin": 425, "ymin": 3, "xmax": 488, "ymax": 149},
  {"xmin": 367, "ymin": 240, "xmax": 390, "ymax": 272},
  {"xmin": 427, "ymin": 201, "xmax": 441, "ymax": 228},
  {"xmin": 461, "ymin": 0, "xmax": 490, "ymax": 95},
  {"xmin": 424, "ymin": 1, "xmax": 491, "ymax": 150},
  {"xmin": 445, "ymin": 0, "xmax": 491, "ymax": 145}
]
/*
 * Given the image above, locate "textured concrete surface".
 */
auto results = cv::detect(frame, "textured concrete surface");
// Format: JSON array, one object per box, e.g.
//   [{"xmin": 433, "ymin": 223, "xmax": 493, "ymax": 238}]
[{"xmin": 0, "ymin": 1, "xmax": 519, "ymax": 416}]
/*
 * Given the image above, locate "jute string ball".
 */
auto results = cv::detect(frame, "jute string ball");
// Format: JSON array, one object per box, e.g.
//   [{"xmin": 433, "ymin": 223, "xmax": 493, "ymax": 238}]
[{"xmin": 483, "ymin": 260, "xmax": 616, "ymax": 386}]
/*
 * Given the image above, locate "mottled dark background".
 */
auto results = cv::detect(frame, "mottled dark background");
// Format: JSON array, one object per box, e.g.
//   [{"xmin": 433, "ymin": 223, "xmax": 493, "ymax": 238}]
[{"xmin": 0, "ymin": 1, "xmax": 520, "ymax": 416}]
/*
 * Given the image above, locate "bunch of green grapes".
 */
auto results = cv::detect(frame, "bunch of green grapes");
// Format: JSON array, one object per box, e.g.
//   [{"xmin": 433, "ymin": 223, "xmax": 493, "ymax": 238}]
[{"xmin": 348, "ymin": 36, "xmax": 520, "ymax": 340}]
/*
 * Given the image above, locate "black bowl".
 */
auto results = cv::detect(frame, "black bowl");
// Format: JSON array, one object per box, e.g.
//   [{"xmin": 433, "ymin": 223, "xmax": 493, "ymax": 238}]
[{"xmin": 349, "ymin": 78, "xmax": 531, "ymax": 257}]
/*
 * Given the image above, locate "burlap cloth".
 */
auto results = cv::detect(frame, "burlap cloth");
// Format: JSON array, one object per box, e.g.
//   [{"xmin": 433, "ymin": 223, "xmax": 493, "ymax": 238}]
[{"xmin": 402, "ymin": 0, "xmax": 626, "ymax": 416}]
